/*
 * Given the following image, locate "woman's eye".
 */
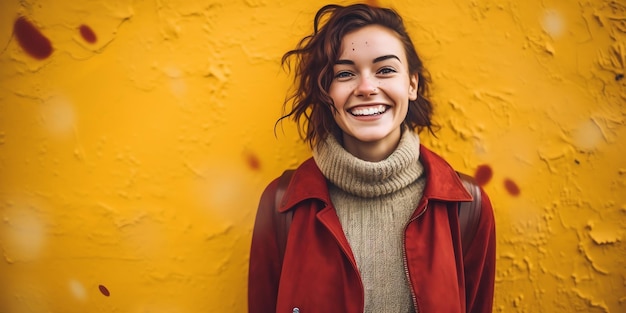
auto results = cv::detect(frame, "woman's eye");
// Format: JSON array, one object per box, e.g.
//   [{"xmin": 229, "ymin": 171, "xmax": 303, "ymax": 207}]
[
  {"xmin": 334, "ymin": 71, "xmax": 353, "ymax": 79},
  {"xmin": 378, "ymin": 67, "xmax": 397, "ymax": 75}
]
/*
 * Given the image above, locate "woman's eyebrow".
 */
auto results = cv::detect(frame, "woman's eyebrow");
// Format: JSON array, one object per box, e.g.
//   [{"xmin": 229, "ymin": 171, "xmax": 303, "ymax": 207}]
[
  {"xmin": 373, "ymin": 55, "xmax": 401, "ymax": 63},
  {"xmin": 335, "ymin": 55, "xmax": 401, "ymax": 65},
  {"xmin": 335, "ymin": 59, "xmax": 354, "ymax": 65}
]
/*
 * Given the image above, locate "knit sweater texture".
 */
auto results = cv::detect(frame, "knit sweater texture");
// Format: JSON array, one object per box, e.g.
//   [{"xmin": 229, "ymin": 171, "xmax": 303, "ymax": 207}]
[{"xmin": 313, "ymin": 130, "xmax": 426, "ymax": 313}]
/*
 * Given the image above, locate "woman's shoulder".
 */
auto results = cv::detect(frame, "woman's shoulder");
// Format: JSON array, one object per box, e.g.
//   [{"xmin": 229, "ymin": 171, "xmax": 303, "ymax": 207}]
[{"xmin": 267, "ymin": 158, "xmax": 330, "ymax": 209}]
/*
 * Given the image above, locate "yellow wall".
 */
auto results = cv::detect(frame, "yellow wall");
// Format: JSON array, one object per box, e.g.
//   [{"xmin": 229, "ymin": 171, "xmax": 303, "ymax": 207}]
[{"xmin": 1, "ymin": 0, "xmax": 624, "ymax": 312}]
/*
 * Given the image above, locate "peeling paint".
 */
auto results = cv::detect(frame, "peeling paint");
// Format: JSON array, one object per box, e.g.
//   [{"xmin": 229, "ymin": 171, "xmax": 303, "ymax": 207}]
[{"xmin": 587, "ymin": 220, "xmax": 622, "ymax": 245}]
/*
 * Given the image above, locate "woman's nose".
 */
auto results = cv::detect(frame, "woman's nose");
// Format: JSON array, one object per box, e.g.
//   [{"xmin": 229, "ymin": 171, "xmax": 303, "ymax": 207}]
[{"xmin": 354, "ymin": 76, "xmax": 378, "ymax": 97}]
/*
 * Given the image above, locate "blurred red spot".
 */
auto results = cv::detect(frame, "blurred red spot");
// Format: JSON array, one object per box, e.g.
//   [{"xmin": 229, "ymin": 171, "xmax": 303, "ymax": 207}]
[
  {"xmin": 14, "ymin": 16, "xmax": 53, "ymax": 59},
  {"xmin": 98, "ymin": 284, "xmax": 110, "ymax": 297},
  {"xmin": 474, "ymin": 164, "xmax": 493, "ymax": 186},
  {"xmin": 79, "ymin": 24, "xmax": 97, "ymax": 43},
  {"xmin": 504, "ymin": 179, "xmax": 520, "ymax": 196},
  {"xmin": 246, "ymin": 152, "xmax": 261, "ymax": 171}
]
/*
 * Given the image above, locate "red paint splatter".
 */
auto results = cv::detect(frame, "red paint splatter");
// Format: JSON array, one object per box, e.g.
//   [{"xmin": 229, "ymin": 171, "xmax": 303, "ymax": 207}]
[
  {"xmin": 245, "ymin": 151, "xmax": 261, "ymax": 171},
  {"xmin": 474, "ymin": 164, "xmax": 493, "ymax": 186},
  {"xmin": 13, "ymin": 16, "xmax": 53, "ymax": 60},
  {"xmin": 504, "ymin": 178, "xmax": 520, "ymax": 196},
  {"xmin": 79, "ymin": 24, "xmax": 97, "ymax": 43},
  {"xmin": 98, "ymin": 284, "xmax": 110, "ymax": 297}
]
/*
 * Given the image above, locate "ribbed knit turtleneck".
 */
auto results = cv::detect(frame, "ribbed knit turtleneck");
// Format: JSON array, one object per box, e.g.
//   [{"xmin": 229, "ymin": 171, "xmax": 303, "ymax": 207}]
[{"xmin": 313, "ymin": 130, "xmax": 426, "ymax": 313}]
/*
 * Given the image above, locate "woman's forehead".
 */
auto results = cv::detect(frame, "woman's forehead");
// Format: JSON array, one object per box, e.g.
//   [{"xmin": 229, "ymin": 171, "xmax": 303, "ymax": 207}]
[{"xmin": 337, "ymin": 25, "xmax": 406, "ymax": 59}]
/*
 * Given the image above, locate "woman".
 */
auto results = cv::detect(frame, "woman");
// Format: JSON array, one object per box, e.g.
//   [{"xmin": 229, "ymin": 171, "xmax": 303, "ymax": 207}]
[{"xmin": 248, "ymin": 4, "xmax": 495, "ymax": 313}]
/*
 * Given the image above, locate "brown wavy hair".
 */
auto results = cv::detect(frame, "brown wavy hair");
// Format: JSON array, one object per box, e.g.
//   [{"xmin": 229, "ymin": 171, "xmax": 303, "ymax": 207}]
[{"xmin": 278, "ymin": 3, "xmax": 436, "ymax": 147}]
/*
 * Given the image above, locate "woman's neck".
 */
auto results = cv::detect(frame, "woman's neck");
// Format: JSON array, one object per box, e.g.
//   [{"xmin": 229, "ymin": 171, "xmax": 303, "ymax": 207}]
[
  {"xmin": 341, "ymin": 129, "xmax": 402, "ymax": 162},
  {"xmin": 313, "ymin": 129, "xmax": 423, "ymax": 198}
]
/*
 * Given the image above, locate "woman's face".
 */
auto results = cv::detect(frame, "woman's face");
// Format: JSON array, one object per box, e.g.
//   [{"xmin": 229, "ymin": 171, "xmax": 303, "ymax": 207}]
[{"xmin": 329, "ymin": 24, "xmax": 418, "ymax": 160}]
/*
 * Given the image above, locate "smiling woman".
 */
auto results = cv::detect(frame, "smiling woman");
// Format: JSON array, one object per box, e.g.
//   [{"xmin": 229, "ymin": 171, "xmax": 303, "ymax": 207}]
[
  {"xmin": 248, "ymin": 3, "xmax": 496, "ymax": 313},
  {"xmin": 329, "ymin": 25, "xmax": 417, "ymax": 161}
]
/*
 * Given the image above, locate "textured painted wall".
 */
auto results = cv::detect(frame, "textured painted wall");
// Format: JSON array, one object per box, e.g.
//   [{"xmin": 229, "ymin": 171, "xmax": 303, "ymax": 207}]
[{"xmin": 0, "ymin": 0, "xmax": 624, "ymax": 312}]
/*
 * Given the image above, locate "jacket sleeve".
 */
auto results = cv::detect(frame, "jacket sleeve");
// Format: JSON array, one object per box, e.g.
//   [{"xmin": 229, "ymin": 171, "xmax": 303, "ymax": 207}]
[
  {"xmin": 464, "ymin": 187, "xmax": 496, "ymax": 313},
  {"xmin": 248, "ymin": 178, "xmax": 281, "ymax": 313}
]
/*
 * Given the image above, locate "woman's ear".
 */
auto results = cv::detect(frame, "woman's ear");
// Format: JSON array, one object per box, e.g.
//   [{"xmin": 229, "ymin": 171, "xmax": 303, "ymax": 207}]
[{"xmin": 409, "ymin": 73, "xmax": 418, "ymax": 101}]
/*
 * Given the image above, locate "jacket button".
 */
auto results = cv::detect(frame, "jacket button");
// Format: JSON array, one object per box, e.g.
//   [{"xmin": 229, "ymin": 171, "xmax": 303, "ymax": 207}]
[{"xmin": 292, "ymin": 308, "xmax": 300, "ymax": 313}]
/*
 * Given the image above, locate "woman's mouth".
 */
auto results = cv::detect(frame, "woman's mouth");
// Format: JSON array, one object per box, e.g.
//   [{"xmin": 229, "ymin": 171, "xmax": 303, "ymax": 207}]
[{"xmin": 349, "ymin": 105, "xmax": 388, "ymax": 116}]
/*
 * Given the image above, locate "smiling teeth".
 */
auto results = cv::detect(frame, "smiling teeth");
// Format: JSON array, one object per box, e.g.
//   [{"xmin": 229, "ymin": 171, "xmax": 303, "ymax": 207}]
[{"xmin": 350, "ymin": 105, "xmax": 387, "ymax": 116}]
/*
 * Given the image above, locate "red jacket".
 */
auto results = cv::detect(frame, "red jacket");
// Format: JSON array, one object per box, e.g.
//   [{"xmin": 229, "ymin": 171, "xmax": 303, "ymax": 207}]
[{"xmin": 248, "ymin": 145, "xmax": 496, "ymax": 313}]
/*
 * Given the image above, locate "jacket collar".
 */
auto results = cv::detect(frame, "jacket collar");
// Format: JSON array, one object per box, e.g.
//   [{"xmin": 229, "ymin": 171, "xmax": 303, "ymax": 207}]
[
  {"xmin": 418, "ymin": 145, "xmax": 473, "ymax": 202},
  {"xmin": 279, "ymin": 145, "xmax": 472, "ymax": 213},
  {"xmin": 279, "ymin": 158, "xmax": 330, "ymax": 212}
]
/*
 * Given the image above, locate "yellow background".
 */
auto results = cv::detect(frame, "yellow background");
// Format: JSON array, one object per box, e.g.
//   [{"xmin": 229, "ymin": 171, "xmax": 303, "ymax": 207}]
[{"xmin": 1, "ymin": 0, "xmax": 625, "ymax": 312}]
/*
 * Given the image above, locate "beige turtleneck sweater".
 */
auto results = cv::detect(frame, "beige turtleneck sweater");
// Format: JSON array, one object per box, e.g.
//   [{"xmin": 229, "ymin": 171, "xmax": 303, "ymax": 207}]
[{"xmin": 313, "ymin": 130, "xmax": 426, "ymax": 313}]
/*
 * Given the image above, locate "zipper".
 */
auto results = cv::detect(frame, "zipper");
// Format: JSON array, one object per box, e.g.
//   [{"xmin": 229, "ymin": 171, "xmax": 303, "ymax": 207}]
[{"xmin": 402, "ymin": 200, "xmax": 429, "ymax": 313}]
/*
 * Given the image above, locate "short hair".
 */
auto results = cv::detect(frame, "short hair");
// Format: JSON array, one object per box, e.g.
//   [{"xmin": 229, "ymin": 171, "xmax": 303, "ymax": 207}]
[{"xmin": 278, "ymin": 3, "xmax": 436, "ymax": 148}]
